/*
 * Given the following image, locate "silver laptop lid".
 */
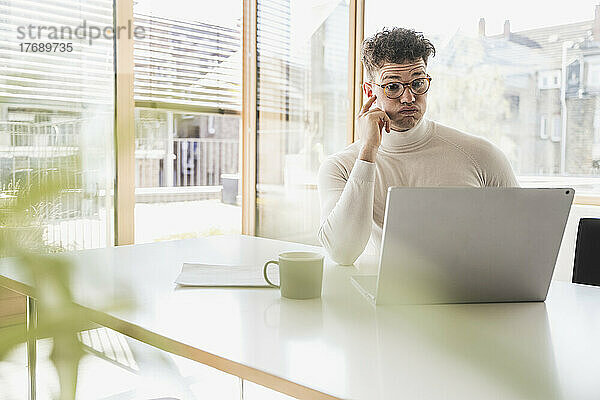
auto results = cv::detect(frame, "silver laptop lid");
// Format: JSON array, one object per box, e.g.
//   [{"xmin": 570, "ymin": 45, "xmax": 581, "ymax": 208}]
[{"xmin": 376, "ymin": 188, "xmax": 574, "ymax": 304}]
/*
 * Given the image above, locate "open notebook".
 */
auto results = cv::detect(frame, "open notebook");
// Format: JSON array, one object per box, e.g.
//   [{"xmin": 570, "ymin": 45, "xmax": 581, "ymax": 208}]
[{"xmin": 175, "ymin": 263, "xmax": 278, "ymax": 287}]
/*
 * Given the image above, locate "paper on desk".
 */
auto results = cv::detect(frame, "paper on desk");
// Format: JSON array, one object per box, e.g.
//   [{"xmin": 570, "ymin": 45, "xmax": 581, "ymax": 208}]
[{"xmin": 175, "ymin": 263, "xmax": 278, "ymax": 287}]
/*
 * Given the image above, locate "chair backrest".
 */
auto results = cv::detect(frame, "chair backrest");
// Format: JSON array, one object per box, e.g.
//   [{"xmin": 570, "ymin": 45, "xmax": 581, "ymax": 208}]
[{"xmin": 572, "ymin": 218, "xmax": 600, "ymax": 286}]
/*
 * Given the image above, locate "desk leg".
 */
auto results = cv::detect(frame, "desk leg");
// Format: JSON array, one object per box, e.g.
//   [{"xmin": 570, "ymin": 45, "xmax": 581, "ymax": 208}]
[{"xmin": 27, "ymin": 296, "xmax": 37, "ymax": 400}]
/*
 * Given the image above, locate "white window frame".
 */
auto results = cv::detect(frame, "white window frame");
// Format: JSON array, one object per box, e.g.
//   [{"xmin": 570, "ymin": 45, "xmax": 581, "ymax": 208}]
[
  {"xmin": 540, "ymin": 115, "xmax": 548, "ymax": 139},
  {"xmin": 538, "ymin": 69, "xmax": 561, "ymax": 90}
]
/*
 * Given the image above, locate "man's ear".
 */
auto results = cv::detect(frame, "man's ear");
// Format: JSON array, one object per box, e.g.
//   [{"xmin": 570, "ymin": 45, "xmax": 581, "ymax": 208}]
[{"xmin": 363, "ymin": 82, "xmax": 373, "ymax": 98}]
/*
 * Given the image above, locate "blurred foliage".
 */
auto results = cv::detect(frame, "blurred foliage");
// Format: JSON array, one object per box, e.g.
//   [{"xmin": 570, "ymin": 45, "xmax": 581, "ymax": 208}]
[{"xmin": 0, "ymin": 165, "xmax": 91, "ymax": 400}]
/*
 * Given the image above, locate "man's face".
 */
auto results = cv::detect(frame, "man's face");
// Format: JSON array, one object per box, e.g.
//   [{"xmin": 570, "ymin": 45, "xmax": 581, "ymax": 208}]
[{"xmin": 363, "ymin": 59, "xmax": 428, "ymax": 132}]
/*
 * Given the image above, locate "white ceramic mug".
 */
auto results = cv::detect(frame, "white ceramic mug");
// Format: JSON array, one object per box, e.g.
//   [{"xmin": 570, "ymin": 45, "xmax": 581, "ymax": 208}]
[{"xmin": 263, "ymin": 251, "xmax": 324, "ymax": 299}]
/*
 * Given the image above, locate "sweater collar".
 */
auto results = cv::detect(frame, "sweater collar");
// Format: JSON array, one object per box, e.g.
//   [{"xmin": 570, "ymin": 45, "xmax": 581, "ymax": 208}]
[{"xmin": 379, "ymin": 117, "xmax": 433, "ymax": 154}]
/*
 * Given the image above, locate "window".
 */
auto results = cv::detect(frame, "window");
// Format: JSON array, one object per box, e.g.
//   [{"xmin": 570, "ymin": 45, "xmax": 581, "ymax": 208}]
[
  {"xmin": 540, "ymin": 116, "xmax": 548, "ymax": 139},
  {"xmin": 508, "ymin": 95, "xmax": 520, "ymax": 116},
  {"xmin": 587, "ymin": 60, "xmax": 600, "ymax": 88},
  {"xmin": 594, "ymin": 110, "xmax": 600, "ymax": 169},
  {"xmin": 255, "ymin": 0, "xmax": 349, "ymax": 244},
  {"xmin": 365, "ymin": 1, "xmax": 600, "ymax": 195},
  {"xmin": 551, "ymin": 115, "xmax": 561, "ymax": 142},
  {"xmin": 538, "ymin": 70, "xmax": 561, "ymax": 90},
  {"xmin": 0, "ymin": 0, "xmax": 115, "ymax": 250},
  {"xmin": 132, "ymin": 0, "xmax": 242, "ymax": 243},
  {"xmin": 593, "ymin": 109, "xmax": 600, "ymax": 144}
]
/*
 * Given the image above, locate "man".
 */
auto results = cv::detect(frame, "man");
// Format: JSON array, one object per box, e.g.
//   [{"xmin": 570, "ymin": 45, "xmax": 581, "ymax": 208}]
[{"xmin": 317, "ymin": 28, "xmax": 519, "ymax": 265}]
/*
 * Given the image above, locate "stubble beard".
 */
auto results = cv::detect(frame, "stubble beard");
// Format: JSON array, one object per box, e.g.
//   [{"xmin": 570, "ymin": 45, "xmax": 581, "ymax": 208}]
[{"xmin": 393, "ymin": 116, "xmax": 418, "ymax": 132}]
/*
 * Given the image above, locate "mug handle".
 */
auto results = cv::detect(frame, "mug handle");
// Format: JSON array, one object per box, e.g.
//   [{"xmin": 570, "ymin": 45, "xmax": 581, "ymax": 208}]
[{"xmin": 263, "ymin": 260, "xmax": 280, "ymax": 288}]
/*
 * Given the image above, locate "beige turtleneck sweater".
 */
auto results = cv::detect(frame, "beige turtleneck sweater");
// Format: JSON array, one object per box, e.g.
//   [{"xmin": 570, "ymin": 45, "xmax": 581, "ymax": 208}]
[{"xmin": 317, "ymin": 117, "xmax": 519, "ymax": 265}]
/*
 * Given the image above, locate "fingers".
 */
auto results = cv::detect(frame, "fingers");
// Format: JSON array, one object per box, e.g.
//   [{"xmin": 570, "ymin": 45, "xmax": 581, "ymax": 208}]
[
  {"xmin": 364, "ymin": 108, "xmax": 392, "ymax": 133},
  {"xmin": 376, "ymin": 116, "xmax": 390, "ymax": 133},
  {"xmin": 358, "ymin": 95, "xmax": 377, "ymax": 116},
  {"xmin": 358, "ymin": 96, "xmax": 392, "ymax": 134}
]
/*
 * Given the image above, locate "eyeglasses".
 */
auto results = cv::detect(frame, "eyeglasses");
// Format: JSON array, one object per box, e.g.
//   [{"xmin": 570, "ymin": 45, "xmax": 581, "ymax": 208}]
[{"xmin": 371, "ymin": 75, "xmax": 432, "ymax": 99}]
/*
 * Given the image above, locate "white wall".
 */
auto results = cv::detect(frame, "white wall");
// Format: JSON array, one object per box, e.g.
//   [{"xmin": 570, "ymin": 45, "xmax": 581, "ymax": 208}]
[{"xmin": 552, "ymin": 205, "xmax": 600, "ymax": 282}]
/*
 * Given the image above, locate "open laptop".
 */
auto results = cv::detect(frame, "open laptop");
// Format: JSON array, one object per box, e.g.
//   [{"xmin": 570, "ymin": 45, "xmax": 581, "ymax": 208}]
[{"xmin": 351, "ymin": 187, "xmax": 574, "ymax": 305}]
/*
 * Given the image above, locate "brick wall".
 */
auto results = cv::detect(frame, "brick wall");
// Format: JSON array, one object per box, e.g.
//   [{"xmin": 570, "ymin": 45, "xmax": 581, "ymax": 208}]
[{"xmin": 566, "ymin": 97, "xmax": 596, "ymax": 174}]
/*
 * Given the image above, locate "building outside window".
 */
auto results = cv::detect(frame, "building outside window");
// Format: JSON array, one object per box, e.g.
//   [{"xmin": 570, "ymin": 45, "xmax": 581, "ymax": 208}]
[{"xmin": 365, "ymin": 1, "xmax": 600, "ymax": 193}]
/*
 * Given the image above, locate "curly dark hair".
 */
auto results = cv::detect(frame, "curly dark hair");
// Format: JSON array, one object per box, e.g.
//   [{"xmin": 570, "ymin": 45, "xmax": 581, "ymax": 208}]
[{"xmin": 361, "ymin": 28, "xmax": 436, "ymax": 80}]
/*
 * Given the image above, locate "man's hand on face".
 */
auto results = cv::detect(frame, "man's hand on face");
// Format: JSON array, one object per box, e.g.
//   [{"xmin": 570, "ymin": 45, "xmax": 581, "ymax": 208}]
[{"xmin": 356, "ymin": 95, "xmax": 391, "ymax": 163}]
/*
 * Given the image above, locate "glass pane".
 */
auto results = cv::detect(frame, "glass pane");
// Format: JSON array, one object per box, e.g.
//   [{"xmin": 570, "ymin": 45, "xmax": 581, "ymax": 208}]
[
  {"xmin": 0, "ymin": 0, "xmax": 115, "ymax": 250},
  {"xmin": 364, "ymin": 1, "xmax": 600, "ymax": 194},
  {"xmin": 256, "ymin": 0, "xmax": 350, "ymax": 243},
  {"xmin": 133, "ymin": 0, "xmax": 242, "ymax": 243}
]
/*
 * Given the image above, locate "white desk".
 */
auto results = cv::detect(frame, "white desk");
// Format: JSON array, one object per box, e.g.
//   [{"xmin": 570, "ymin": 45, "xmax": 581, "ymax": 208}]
[{"xmin": 1, "ymin": 234, "xmax": 600, "ymax": 399}]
